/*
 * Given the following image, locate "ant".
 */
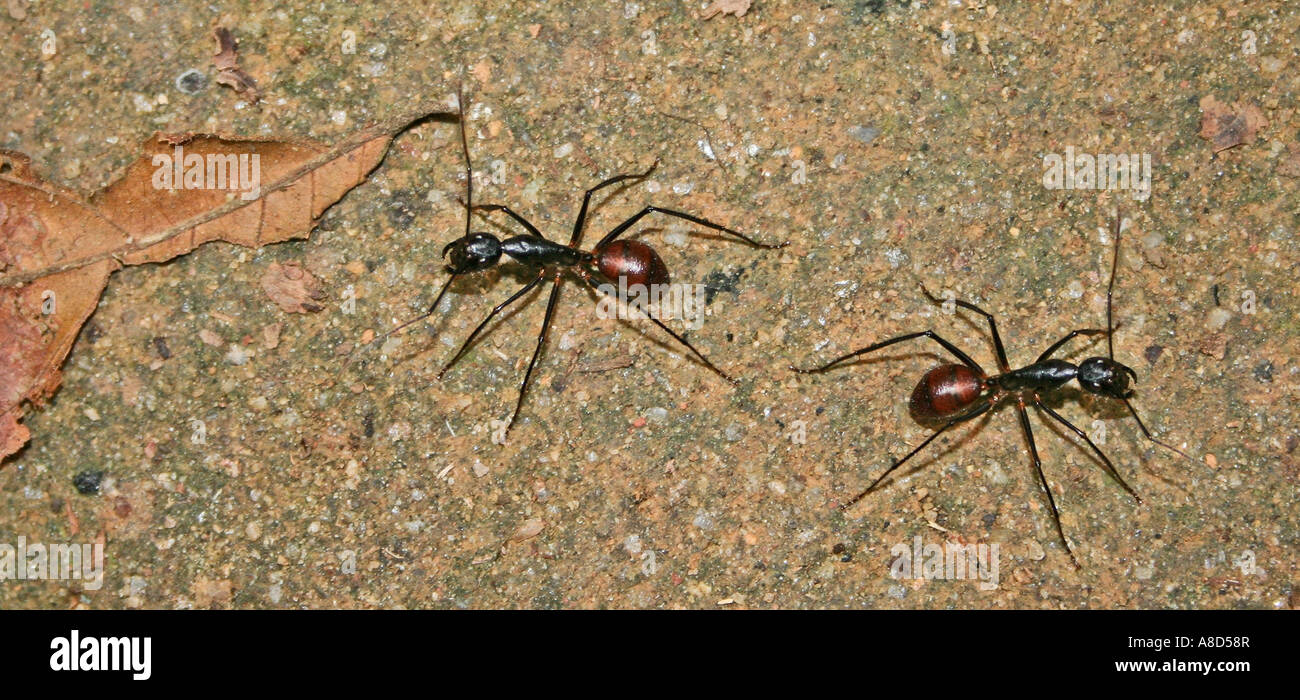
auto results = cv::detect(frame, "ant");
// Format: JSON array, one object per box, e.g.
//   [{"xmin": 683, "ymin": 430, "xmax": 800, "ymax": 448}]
[
  {"xmin": 355, "ymin": 87, "xmax": 787, "ymax": 439},
  {"xmin": 792, "ymin": 209, "xmax": 1189, "ymax": 567}
]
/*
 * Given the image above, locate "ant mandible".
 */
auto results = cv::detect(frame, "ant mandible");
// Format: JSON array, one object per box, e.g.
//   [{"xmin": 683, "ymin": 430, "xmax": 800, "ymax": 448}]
[
  {"xmin": 793, "ymin": 209, "xmax": 1189, "ymax": 567},
  {"xmin": 360, "ymin": 86, "xmax": 787, "ymax": 439}
]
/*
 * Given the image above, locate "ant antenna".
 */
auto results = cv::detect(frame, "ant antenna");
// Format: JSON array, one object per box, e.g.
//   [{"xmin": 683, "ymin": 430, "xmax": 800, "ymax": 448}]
[
  {"xmin": 1109, "ymin": 206, "xmax": 1196, "ymax": 464},
  {"xmin": 1107, "ymin": 205, "xmax": 1121, "ymax": 360},
  {"xmin": 337, "ymin": 82, "xmax": 470, "ymax": 373},
  {"xmin": 458, "ymin": 81, "xmax": 472, "ymax": 238}
]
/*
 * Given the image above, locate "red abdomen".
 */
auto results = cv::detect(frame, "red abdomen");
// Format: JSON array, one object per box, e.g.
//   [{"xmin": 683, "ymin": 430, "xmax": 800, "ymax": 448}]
[
  {"xmin": 909, "ymin": 364, "xmax": 985, "ymax": 424},
  {"xmin": 595, "ymin": 240, "xmax": 669, "ymax": 287}
]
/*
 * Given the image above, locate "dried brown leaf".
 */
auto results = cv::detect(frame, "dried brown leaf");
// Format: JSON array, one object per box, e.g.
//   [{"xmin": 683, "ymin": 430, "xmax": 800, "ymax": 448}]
[
  {"xmin": 700, "ymin": 0, "xmax": 752, "ymax": 19},
  {"xmin": 1198, "ymin": 95, "xmax": 1268, "ymax": 153},
  {"xmin": 261, "ymin": 261, "xmax": 324, "ymax": 313},
  {"xmin": 1199, "ymin": 332, "xmax": 1227, "ymax": 360},
  {"xmin": 0, "ymin": 105, "xmax": 448, "ymax": 464},
  {"xmin": 213, "ymin": 27, "xmax": 260, "ymax": 103}
]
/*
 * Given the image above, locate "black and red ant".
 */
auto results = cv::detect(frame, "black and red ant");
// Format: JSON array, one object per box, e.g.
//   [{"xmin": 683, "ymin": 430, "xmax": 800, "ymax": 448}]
[
  {"xmin": 793, "ymin": 209, "xmax": 1190, "ymax": 566},
  {"xmin": 356, "ymin": 87, "xmax": 787, "ymax": 439}
]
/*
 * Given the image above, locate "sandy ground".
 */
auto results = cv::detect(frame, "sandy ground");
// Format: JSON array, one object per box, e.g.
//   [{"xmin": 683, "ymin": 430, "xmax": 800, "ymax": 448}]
[{"xmin": 1, "ymin": 1, "xmax": 1295, "ymax": 608}]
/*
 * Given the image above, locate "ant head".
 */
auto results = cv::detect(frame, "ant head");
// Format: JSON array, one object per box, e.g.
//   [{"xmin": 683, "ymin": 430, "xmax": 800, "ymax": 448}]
[
  {"xmin": 442, "ymin": 232, "xmax": 501, "ymax": 273},
  {"xmin": 1077, "ymin": 356, "xmax": 1137, "ymax": 399}
]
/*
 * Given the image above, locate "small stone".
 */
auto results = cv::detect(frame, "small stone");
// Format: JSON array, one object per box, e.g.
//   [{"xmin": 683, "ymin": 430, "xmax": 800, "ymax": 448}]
[
  {"xmin": 199, "ymin": 329, "xmax": 224, "ymax": 347},
  {"xmin": 1206, "ymin": 307, "xmax": 1232, "ymax": 331},
  {"xmin": 1025, "ymin": 540, "xmax": 1045, "ymax": 561},
  {"xmin": 224, "ymin": 344, "xmax": 250, "ymax": 365},
  {"xmin": 73, "ymin": 471, "xmax": 104, "ymax": 495},
  {"xmin": 848, "ymin": 125, "xmax": 881, "ymax": 144},
  {"xmin": 1253, "ymin": 361, "xmax": 1273, "ymax": 383},
  {"xmin": 623, "ymin": 535, "xmax": 642, "ymax": 556},
  {"xmin": 510, "ymin": 518, "xmax": 545, "ymax": 542},
  {"xmin": 174, "ymin": 69, "xmax": 208, "ymax": 95}
]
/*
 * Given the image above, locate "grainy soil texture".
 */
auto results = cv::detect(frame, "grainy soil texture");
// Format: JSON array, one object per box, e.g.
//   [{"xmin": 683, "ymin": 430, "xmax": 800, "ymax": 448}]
[{"xmin": 1, "ymin": 1, "xmax": 1296, "ymax": 609}]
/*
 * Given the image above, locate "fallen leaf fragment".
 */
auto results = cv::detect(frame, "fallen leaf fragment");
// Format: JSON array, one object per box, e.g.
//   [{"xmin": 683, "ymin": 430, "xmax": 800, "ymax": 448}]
[
  {"xmin": 700, "ymin": 0, "xmax": 752, "ymax": 19},
  {"xmin": 1199, "ymin": 332, "xmax": 1227, "ymax": 360},
  {"xmin": 1198, "ymin": 95, "xmax": 1268, "ymax": 153},
  {"xmin": 0, "ymin": 104, "xmax": 449, "ymax": 465},
  {"xmin": 261, "ymin": 261, "xmax": 324, "ymax": 313},
  {"xmin": 213, "ymin": 27, "xmax": 260, "ymax": 103}
]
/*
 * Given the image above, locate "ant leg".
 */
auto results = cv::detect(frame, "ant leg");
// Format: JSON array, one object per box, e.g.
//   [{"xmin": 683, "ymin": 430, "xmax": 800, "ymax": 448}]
[
  {"xmin": 1036, "ymin": 328, "xmax": 1108, "ymax": 362},
  {"xmin": 1033, "ymin": 398, "xmax": 1141, "ymax": 503},
  {"xmin": 595, "ymin": 206, "xmax": 787, "ymax": 251},
  {"xmin": 569, "ymin": 162, "xmax": 660, "ymax": 247},
  {"xmin": 464, "ymin": 202, "xmax": 546, "ymax": 239},
  {"xmin": 841, "ymin": 400, "xmax": 994, "ymax": 510},
  {"xmin": 792, "ymin": 331, "xmax": 985, "ymax": 376},
  {"xmin": 579, "ymin": 272, "xmax": 736, "ymax": 383},
  {"xmin": 438, "ymin": 270, "xmax": 547, "ymax": 379},
  {"xmin": 503, "ymin": 277, "xmax": 565, "ymax": 436},
  {"xmin": 1122, "ymin": 397, "xmax": 1193, "ymax": 461},
  {"xmin": 920, "ymin": 284, "xmax": 1010, "ymax": 372},
  {"xmin": 1014, "ymin": 398, "xmax": 1081, "ymax": 569}
]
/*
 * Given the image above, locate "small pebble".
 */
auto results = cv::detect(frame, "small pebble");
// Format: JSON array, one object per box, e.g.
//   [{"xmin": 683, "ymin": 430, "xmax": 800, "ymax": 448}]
[
  {"xmin": 73, "ymin": 470, "xmax": 104, "ymax": 495},
  {"xmin": 1026, "ymin": 539, "xmax": 1046, "ymax": 561},
  {"xmin": 848, "ymin": 125, "xmax": 881, "ymax": 144},
  {"xmin": 224, "ymin": 344, "xmax": 250, "ymax": 365},
  {"xmin": 1206, "ymin": 307, "xmax": 1232, "ymax": 331},
  {"xmin": 1253, "ymin": 361, "xmax": 1273, "ymax": 383},
  {"xmin": 174, "ymin": 69, "xmax": 208, "ymax": 95}
]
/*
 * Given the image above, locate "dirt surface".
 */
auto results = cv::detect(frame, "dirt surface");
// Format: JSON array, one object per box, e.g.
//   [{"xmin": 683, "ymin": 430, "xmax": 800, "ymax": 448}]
[{"xmin": 1, "ymin": 1, "xmax": 1295, "ymax": 609}]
